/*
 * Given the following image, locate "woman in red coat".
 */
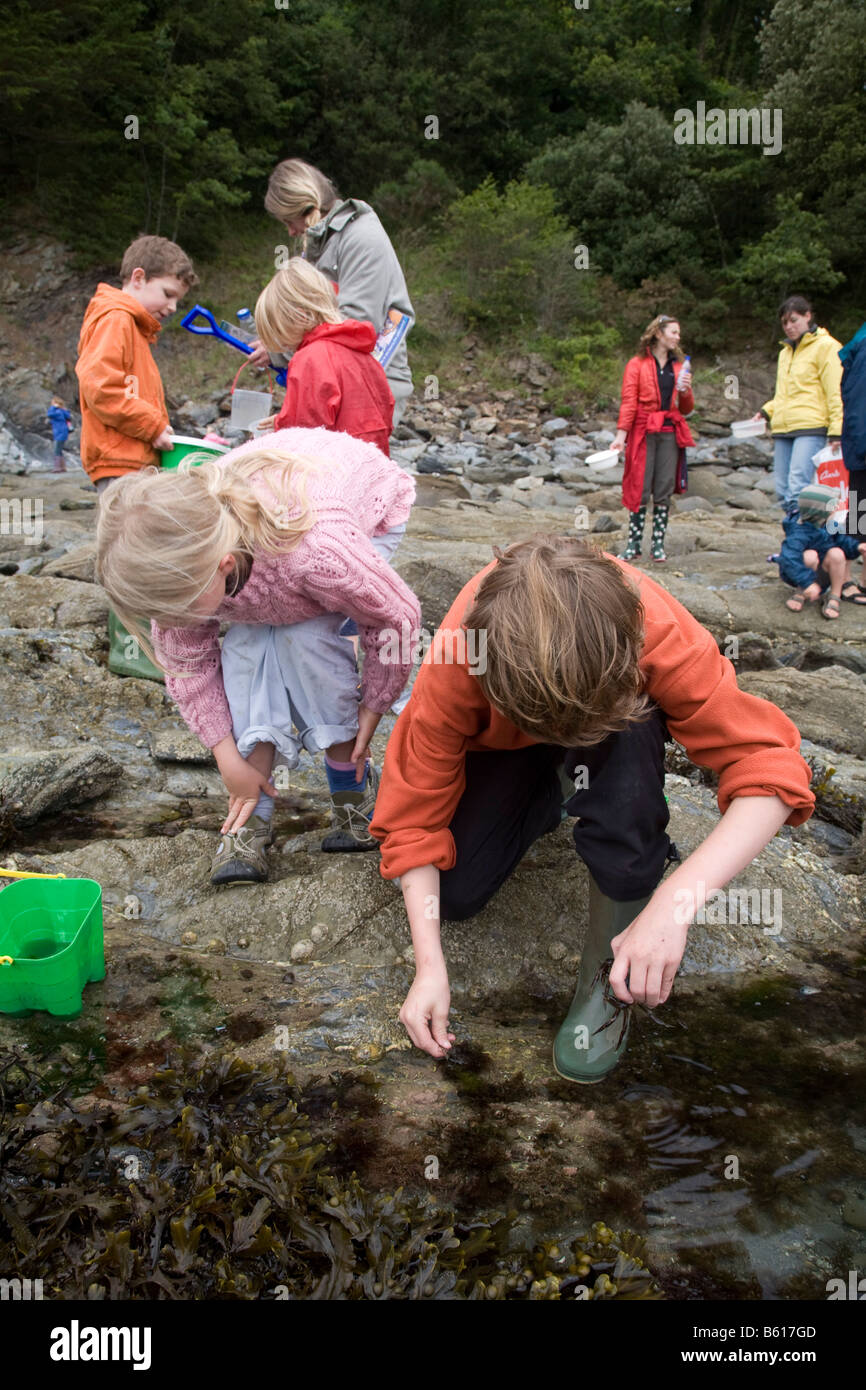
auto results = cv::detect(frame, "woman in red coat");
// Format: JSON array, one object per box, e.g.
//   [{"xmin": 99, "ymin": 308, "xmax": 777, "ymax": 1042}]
[{"xmin": 612, "ymin": 315, "xmax": 694, "ymax": 562}]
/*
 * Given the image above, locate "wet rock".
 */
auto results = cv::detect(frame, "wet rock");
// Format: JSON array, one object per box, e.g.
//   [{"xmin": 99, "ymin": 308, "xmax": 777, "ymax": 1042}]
[
  {"xmin": 149, "ymin": 730, "xmax": 216, "ymax": 765},
  {"xmin": 0, "ymin": 574, "xmax": 108, "ymax": 628},
  {"xmin": 738, "ymin": 667, "xmax": 866, "ymax": 760},
  {"xmin": 41, "ymin": 541, "xmax": 96, "ymax": 582},
  {"xmin": 799, "ymin": 740, "xmax": 866, "ymax": 835},
  {"xmin": 0, "ymin": 746, "xmax": 123, "ymax": 830}
]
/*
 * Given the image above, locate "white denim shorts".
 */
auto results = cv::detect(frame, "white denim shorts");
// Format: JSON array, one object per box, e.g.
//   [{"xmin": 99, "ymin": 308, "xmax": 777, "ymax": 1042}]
[{"xmin": 220, "ymin": 524, "xmax": 407, "ymax": 768}]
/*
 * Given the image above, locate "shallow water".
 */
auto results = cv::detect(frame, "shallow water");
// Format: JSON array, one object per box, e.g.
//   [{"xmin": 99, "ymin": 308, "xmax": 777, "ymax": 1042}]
[{"xmin": 2, "ymin": 933, "xmax": 863, "ymax": 1300}]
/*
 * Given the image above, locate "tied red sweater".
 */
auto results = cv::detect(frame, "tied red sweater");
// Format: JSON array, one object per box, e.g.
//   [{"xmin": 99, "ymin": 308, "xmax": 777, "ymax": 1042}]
[{"xmin": 274, "ymin": 319, "xmax": 395, "ymax": 455}]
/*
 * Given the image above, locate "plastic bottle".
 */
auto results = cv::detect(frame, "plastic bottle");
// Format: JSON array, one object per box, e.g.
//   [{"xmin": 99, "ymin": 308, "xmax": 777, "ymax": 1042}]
[
  {"xmin": 235, "ymin": 308, "xmax": 257, "ymax": 344},
  {"xmin": 677, "ymin": 356, "xmax": 692, "ymax": 401}
]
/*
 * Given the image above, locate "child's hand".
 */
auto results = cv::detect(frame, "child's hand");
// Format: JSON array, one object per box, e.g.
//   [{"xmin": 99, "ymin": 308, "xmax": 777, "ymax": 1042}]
[
  {"xmin": 217, "ymin": 754, "xmax": 277, "ymax": 833},
  {"xmin": 608, "ymin": 898, "xmax": 689, "ymax": 1009},
  {"xmin": 152, "ymin": 427, "xmax": 174, "ymax": 451},
  {"xmin": 399, "ymin": 963, "xmax": 455, "ymax": 1058},
  {"xmin": 247, "ymin": 341, "xmax": 271, "ymax": 369},
  {"xmin": 350, "ymin": 704, "xmax": 382, "ymax": 781}
]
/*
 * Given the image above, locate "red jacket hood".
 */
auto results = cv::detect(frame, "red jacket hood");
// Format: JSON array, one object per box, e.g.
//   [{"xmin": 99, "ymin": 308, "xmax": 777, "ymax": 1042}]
[
  {"xmin": 78, "ymin": 283, "xmax": 161, "ymax": 352},
  {"xmin": 298, "ymin": 319, "xmax": 377, "ymax": 354}
]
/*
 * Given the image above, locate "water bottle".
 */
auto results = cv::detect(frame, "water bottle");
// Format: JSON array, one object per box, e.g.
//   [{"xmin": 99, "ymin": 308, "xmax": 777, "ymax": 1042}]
[
  {"xmin": 677, "ymin": 356, "xmax": 692, "ymax": 400},
  {"xmin": 235, "ymin": 308, "xmax": 256, "ymax": 344}
]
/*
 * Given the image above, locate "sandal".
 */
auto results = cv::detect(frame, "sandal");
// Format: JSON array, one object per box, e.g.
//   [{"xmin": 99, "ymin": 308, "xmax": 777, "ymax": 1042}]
[
  {"xmin": 822, "ymin": 595, "xmax": 841, "ymax": 620},
  {"xmin": 840, "ymin": 582, "xmax": 866, "ymax": 605},
  {"xmin": 785, "ymin": 589, "xmax": 811, "ymax": 612}
]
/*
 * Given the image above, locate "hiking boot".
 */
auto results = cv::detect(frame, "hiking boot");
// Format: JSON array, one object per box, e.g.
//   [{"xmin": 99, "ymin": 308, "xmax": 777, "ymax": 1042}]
[
  {"xmin": 552, "ymin": 875, "xmax": 652, "ymax": 1084},
  {"xmin": 210, "ymin": 814, "xmax": 273, "ymax": 885},
  {"xmin": 321, "ymin": 762, "xmax": 379, "ymax": 852}
]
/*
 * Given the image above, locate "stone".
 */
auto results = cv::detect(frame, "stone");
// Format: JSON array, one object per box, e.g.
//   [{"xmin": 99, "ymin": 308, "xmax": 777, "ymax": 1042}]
[
  {"xmin": 0, "ymin": 747, "xmax": 123, "ymax": 829},
  {"xmin": 674, "ymin": 496, "xmax": 714, "ymax": 513},
  {"xmin": 541, "ymin": 417, "xmax": 570, "ymax": 437},
  {"xmin": 149, "ymin": 730, "xmax": 215, "ymax": 765},
  {"xmin": 0, "ymin": 574, "xmax": 108, "ymax": 629}
]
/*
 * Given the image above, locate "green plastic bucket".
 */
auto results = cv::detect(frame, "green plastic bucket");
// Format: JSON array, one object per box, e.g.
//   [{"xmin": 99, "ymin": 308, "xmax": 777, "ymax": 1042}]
[
  {"xmin": 159, "ymin": 435, "xmax": 228, "ymax": 470},
  {"xmin": 0, "ymin": 877, "xmax": 105, "ymax": 1018}
]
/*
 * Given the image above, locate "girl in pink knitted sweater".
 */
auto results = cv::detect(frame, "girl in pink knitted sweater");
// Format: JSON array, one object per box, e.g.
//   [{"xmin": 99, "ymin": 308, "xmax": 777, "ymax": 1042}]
[{"xmin": 96, "ymin": 426, "xmax": 420, "ymax": 885}]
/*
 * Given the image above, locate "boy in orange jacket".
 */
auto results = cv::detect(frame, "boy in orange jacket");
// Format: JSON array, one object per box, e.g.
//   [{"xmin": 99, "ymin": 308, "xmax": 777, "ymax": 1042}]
[
  {"xmin": 76, "ymin": 235, "xmax": 197, "ymax": 494},
  {"xmin": 369, "ymin": 535, "xmax": 814, "ymax": 1084}
]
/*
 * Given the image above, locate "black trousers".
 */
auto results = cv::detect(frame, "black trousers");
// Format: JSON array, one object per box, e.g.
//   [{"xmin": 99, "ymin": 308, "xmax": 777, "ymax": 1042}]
[{"xmin": 439, "ymin": 708, "xmax": 672, "ymax": 921}]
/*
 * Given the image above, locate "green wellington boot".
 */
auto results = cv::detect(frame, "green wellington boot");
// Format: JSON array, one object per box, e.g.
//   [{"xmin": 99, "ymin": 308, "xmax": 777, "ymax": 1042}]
[
  {"xmin": 108, "ymin": 609, "xmax": 164, "ymax": 682},
  {"xmin": 552, "ymin": 875, "xmax": 652, "ymax": 1084}
]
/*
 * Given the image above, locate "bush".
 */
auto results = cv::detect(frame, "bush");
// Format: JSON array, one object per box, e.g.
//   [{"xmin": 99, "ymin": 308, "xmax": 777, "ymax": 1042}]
[{"xmin": 436, "ymin": 177, "xmax": 593, "ymax": 334}]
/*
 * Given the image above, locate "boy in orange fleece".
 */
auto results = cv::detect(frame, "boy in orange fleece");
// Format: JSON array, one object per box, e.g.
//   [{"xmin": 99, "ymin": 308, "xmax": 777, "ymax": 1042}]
[
  {"xmin": 369, "ymin": 535, "xmax": 815, "ymax": 1084},
  {"xmin": 76, "ymin": 235, "xmax": 197, "ymax": 494}
]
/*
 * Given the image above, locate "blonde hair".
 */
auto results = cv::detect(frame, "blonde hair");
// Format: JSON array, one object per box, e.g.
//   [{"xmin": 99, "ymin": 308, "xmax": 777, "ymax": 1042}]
[
  {"xmin": 264, "ymin": 159, "xmax": 339, "ymax": 227},
  {"xmin": 464, "ymin": 535, "xmax": 650, "ymax": 746},
  {"xmin": 95, "ymin": 448, "xmax": 320, "ymax": 669},
  {"xmin": 255, "ymin": 259, "xmax": 342, "ymax": 354},
  {"xmin": 639, "ymin": 315, "xmax": 684, "ymax": 360}
]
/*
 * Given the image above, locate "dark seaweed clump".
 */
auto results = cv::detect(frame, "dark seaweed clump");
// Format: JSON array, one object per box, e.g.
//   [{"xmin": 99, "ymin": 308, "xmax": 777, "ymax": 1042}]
[{"xmin": 0, "ymin": 1048, "xmax": 662, "ymax": 1300}]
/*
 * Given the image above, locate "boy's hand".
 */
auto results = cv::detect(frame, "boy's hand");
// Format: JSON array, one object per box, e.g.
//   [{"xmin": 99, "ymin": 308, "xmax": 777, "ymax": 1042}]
[
  {"xmin": 399, "ymin": 963, "xmax": 455, "ymax": 1058},
  {"xmin": 152, "ymin": 427, "xmax": 174, "ymax": 451},
  {"xmin": 608, "ymin": 896, "xmax": 689, "ymax": 1009}
]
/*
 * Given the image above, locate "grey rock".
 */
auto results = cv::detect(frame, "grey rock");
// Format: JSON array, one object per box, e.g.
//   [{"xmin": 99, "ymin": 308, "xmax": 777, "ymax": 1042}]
[
  {"xmin": 149, "ymin": 730, "xmax": 216, "ymax": 765},
  {"xmin": 541, "ymin": 417, "xmax": 571, "ymax": 437},
  {"xmin": 0, "ymin": 747, "xmax": 123, "ymax": 830},
  {"xmin": 674, "ymin": 496, "xmax": 714, "ymax": 513}
]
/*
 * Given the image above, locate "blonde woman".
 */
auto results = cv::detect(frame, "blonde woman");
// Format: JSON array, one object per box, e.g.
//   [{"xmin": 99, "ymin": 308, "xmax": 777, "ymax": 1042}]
[
  {"xmin": 252, "ymin": 159, "xmax": 414, "ymax": 421},
  {"xmin": 255, "ymin": 259, "xmax": 394, "ymax": 456},
  {"xmin": 96, "ymin": 428, "xmax": 420, "ymax": 886}
]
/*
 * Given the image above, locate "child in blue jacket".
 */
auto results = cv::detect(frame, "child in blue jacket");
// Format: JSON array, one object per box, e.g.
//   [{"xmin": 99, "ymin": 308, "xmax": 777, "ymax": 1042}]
[
  {"xmin": 779, "ymin": 483, "xmax": 866, "ymax": 619},
  {"xmin": 46, "ymin": 397, "xmax": 73, "ymax": 473}
]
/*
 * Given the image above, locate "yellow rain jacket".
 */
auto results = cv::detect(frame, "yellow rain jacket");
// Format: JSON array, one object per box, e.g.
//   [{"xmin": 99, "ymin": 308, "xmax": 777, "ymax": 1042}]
[{"xmin": 762, "ymin": 326, "xmax": 843, "ymax": 436}]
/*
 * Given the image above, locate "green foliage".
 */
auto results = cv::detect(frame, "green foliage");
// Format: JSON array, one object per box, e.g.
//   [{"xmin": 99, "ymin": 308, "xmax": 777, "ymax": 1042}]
[
  {"xmin": 758, "ymin": 0, "xmax": 866, "ymax": 298},
  {"xmin": 535, "ymin": 327, "xmax": 623, "ymax": 411},
  {"xmin": 436, "ymin": 178, "xmax": 596, "ymax": 334},
  {"xmin": 371, "ymin": 160, "xmax": 461, "ymax": 233},
  {"xmin": 728, "ymin": 195, "xmax": 845, "ymax": 303},
  {"xmin": 0, "ymin": 1048, "xmax": 663, "ymax": 1300}
]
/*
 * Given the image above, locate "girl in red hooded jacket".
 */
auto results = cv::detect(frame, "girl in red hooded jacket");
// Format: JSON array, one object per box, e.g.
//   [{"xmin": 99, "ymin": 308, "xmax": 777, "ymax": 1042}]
[
  {"xmin": 612, "ymin": 315, "xmax": 694, "ymax": 563},
  {"xmin": 255, "ymin": 258, "xmax": 394, "ymax": 456}
]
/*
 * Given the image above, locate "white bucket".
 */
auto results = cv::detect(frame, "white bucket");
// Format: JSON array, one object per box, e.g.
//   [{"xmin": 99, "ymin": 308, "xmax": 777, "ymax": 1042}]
[
  {"xmin": 586, "ymin": 448, "xmax": 620, "ymax": 470},
  {"xmin": 731, "ymin": 418, "xmax": 766, "ymax": 438},
  {"xmin": 231, "ymin": 388, "xmax": 273, "ymax": 431}
]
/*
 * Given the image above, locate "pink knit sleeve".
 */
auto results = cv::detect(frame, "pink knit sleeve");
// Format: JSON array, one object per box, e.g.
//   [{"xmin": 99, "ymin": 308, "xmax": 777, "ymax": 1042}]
[
  {"xmin": 151, "ymin": 618, "xmax": 234, "ymax": 749},
  {"xmin": 295, "ymin": 521, "xmax": 422, "ymax": 714}
]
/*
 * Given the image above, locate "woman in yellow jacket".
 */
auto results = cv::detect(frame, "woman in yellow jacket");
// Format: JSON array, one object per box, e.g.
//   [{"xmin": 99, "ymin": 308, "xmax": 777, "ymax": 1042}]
[{"xmin": 752, "ymin": 295, "xmax": 843, "ymax": 513}]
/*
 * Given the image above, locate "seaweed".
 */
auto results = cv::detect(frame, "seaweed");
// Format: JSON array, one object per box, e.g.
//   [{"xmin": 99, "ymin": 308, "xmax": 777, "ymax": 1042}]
[{"xmin": 0, "ymin": 1046, "xmax": 663, "ymax": 1301}]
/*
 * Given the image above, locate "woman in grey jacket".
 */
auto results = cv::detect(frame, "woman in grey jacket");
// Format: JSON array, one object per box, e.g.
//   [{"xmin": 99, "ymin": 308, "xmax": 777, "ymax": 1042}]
[{"xmin": 258, "ymin": 159, "xmax": 415, "ymax": 420}]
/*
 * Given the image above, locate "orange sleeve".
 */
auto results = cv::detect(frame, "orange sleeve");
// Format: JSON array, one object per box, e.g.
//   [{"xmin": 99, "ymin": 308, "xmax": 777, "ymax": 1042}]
[
  {"xmin": 634, "ymin": 568, "xmax": 814, "ymax": 824},
  {"xmin": 617, "ymin": 357, "xmax": 641, "ymax": 433},
  {"xmin": 368, "ymin": 654, "xmax": 490, "ymax": 879}
]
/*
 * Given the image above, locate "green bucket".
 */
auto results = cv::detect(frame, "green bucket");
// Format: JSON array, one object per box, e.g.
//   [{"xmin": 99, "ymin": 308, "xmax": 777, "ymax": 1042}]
[
  {"xmin": 0, "ymin": 877, "xmax": 105, "ymax": 1018},
  {"xmin": 159, "ymin": 435, "xmax": 228, "ymax": 470}
]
